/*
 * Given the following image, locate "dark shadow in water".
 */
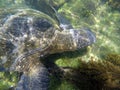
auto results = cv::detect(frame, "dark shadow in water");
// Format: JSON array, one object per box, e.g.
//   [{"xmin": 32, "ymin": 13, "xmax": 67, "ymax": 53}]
[
  {"xmin": 66, "ymin": 59, "xmax": 120, "ymax": 90},
  {"xmin": 41, "ymin": 49, "xmax": 120, "ymax": 90},
  {"xmin": 0, "ymin": 66, "xmax": 6, "ymax": 72},
  {"xmin": 41, "ymin": 47, "xmax": 88, "ymax": 90}
]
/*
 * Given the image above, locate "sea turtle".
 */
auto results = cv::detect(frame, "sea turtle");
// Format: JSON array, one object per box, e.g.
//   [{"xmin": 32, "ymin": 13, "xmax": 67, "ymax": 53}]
[{"xmin": 0, "ymin": 8, "xmax": 96, "ymax": 90}]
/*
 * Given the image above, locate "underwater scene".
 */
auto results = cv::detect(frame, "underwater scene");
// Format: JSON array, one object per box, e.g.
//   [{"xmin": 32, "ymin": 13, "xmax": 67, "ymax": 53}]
[{"xmin": 0, "ymin": 0, "xmax": 120, "ymax": 90}]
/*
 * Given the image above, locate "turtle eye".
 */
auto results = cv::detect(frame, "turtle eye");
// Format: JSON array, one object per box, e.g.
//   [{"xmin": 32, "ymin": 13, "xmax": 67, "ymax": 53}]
[{"xmin": 33, "ymin": 18, "xmax": 52, "ymax": 32}]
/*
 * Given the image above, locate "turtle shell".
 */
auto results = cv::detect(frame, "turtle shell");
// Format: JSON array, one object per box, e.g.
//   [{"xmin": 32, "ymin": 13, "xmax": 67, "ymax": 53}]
[{"xmin": 0, "ymin": 8, "xmax": 60, "ymax": 71}]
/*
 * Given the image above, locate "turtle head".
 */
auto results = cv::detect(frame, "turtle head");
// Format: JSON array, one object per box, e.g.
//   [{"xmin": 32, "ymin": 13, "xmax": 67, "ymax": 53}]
[
  {"xmin": 70, "ymin": 28, "xmax": 96, "ymax": 49},
  {"xmin": 50, "ymin": 28, "xmax": 96, "ymax": 53}
]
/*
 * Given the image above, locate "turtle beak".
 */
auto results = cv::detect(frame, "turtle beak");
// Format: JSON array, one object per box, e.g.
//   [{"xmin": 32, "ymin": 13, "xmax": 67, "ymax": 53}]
[{"xmin": 70, "ymin": 28, "xmax": 96, "ymax": 49}]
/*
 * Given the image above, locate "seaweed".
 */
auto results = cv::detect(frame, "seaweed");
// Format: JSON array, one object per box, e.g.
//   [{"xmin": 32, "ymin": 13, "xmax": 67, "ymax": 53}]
[
  {"xmin": 105, "ymin": 54, "xmax": 120, "ymax": 66},
  {"xmin": 63, "ymin": 58, "xmax": 120, "ymax": 90}
]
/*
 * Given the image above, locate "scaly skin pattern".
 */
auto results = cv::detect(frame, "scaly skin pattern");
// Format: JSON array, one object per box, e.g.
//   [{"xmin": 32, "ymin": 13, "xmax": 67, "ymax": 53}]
[
  {"xmin": 0, "ymin": 8, "xmax": 57, "ymax": 69},
  {"xmin": 15, "ymin": 53, "xmax": 49, "ymax": 90},
  {"xmin": 15, "ymin": 67, "xmax": 49, "ymax": 90},
  {"xmin": 0, "ymin": 8, "xmax": 96, "ymax": 90},
  {"xmin": 0, "ymin": 8, "xmax": 56, "ymax": 90}
]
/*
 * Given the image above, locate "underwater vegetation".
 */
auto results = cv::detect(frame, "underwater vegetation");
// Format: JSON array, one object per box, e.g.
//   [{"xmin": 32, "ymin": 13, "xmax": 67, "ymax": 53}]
[
  {"xmin": 47, "ymin": 54, "xmax": 120, "ymax": 90},
  {"xmin": 0, "ymin": 0, "xmax": 120, "ymax": 90},
  {"xmin": 1, "ymin": 53, "xmax": 120, "ymax": 90},
  {"xmin": 63, "ymin": 54, "xmax": 120, "ymax": 90},
  {"xmin": 105, "ymin": 54, "xmax": 120, "ymax": 66},
  {"xmin": 0, "ymin": 72, "xmax": 18, "ymax": 90}
]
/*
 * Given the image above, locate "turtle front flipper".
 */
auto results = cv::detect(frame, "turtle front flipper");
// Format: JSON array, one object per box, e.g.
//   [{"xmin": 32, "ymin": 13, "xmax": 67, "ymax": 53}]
[
  {"xmin": 15, "ymin": 54, "xmax": 49, "ymax": 90},
  {"xmin": 15, "ymin": 64, "xmax": 49, "ymax": 90}
]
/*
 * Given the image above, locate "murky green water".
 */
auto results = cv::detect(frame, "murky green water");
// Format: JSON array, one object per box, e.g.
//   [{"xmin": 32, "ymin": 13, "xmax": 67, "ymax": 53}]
[
  {"xmin": 0, "ymin": 0, "xmax": 120, "ymax": 90},
  {"xmin": 56, "ymin": 0, "xmax": 120, "ymax": 61}
]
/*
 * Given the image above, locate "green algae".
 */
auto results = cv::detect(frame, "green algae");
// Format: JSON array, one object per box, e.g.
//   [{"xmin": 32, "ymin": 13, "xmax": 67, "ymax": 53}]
[
  {"xmin": 62, "ymin": 57, "xmax": 120, "ymax": 90},
  {"xmin": 105, "ymin": 54, "xmax": 120, "ymax": 66},
  {"xmin": 48, "ymin": 53, "xmax": 120, "ymax": 90},
  {"xmin": 0, "ymin": 72, "xmax": 18, "ymax": 90}
]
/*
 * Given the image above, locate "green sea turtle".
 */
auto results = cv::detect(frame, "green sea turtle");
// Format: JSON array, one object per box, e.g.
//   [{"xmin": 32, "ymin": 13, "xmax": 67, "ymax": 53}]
[{"xmin": 0, "ymin": 8, "xmax": 96, "ymax": 90}]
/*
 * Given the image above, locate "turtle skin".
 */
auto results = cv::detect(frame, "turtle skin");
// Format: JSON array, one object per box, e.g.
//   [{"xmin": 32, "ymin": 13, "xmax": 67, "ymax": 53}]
[
  {"xmin": 0, "ymin": 8, "xmax": 58, "ymax": 90},
  {"xmin": 15, "ymin": 53, "xmax": 49, "ymax": 90},
  {"xmin": 0, "ymin": 8, "xmax": 96, "ymax": 90}
]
